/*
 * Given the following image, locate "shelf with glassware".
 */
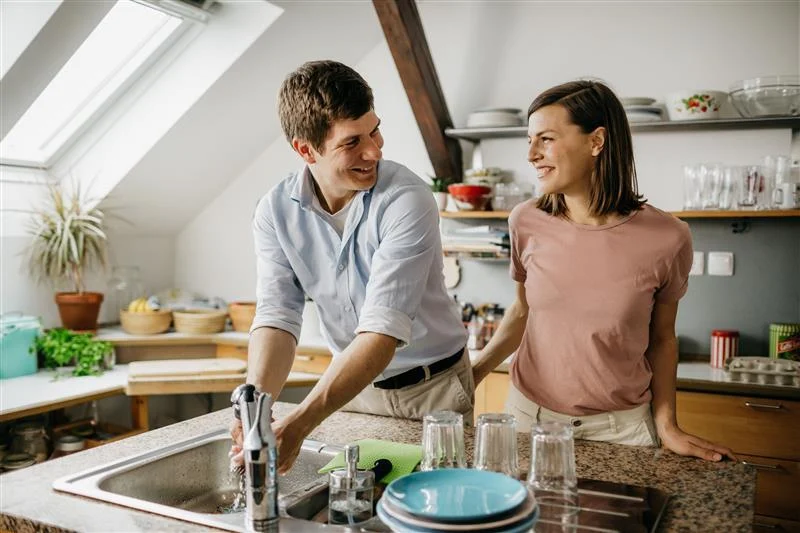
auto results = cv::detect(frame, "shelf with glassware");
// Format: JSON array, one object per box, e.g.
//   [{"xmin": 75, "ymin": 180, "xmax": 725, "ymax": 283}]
[{"xmin": 441, "ymin": 209, "xmax": 800, "ymax": 219}]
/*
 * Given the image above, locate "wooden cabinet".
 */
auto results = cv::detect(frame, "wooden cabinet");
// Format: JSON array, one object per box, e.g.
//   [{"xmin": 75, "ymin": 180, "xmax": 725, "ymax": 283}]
[
  {"xmin": 677, "ymin": 391, "xmax": 800, "ymax": 527},
  {"xmin": 474, "ymin": 371, "xmax": 510, "ymax": 422},
  {"xmin": 215, "ymin": 344, "xmax": 331, "ymax": 375}
]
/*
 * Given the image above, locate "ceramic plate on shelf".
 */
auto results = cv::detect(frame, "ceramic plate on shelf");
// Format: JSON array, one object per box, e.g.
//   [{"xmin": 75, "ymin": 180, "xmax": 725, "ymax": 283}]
[
  {"xmin": 383, "ymin": 469, "xmax": 528, "ymax": 523},
  {"xmin": 623, "ymin": 104, "xmax": 663, "ymax": 114},
  {"xmin": 621, "ymin": 97, "xmax": 656, "ymax": 106}
]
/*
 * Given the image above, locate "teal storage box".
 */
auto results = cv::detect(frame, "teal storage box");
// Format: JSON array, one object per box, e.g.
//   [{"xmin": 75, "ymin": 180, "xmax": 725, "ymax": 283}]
[{"xmin": 0, "ymin": 314, "xmax": 41, "ymax": 379}]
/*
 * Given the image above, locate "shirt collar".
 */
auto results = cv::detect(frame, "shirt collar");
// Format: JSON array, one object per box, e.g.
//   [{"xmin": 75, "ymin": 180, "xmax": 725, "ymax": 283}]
[{"xmin": 289, "ymin": 161, "xmax": 380, "ymax": 209}]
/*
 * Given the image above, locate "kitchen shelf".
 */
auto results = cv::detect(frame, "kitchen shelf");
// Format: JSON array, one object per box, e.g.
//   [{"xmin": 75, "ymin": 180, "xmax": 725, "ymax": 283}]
[
  {"xmin": 443, "ymin": 251, "xmax": 509, "ymax": 262},
  {"xmin": 445, "ymin": 116, "xmax": 800, "ymax": 142},
  {"xmin": 440, "ymin": 209, "xmax": 800, "ymax": 220}
]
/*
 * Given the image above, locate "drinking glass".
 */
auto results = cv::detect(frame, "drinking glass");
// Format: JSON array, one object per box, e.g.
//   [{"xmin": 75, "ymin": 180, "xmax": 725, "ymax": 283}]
[
  {"xmin": 738, "ymin": 166, "xmax": 761, "ymax": 208},
  {"xmin": 699, "ymin": 163, "xmax": 723, "ymax": 209},
  {"xmin": 473, "ymin": 413, "xmax": 518, "ymax": 478},
  {"xmin": 420, "ymin": 411, "xmax": 465, "ymax": 470},
  {"xmin": 682, "ymin": 165, "xmax": 701, "ymax": 210},
  {"xmin": 719, "ymin": 166, "xmax": 739, "ymax": 210},
  {"xmin": 527, "ymin": 421, "xmax": 579, "ymax": 516}
]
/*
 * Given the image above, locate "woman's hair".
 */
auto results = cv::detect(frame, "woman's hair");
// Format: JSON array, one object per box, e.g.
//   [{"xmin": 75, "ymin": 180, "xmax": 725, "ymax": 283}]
[
  {"xmin": 528, "ymin": 80, "xmax": 645, "ymax": 217},
  {"xmin": 278, "ymin": 60, "xmax": 374, "ymax": 152}
]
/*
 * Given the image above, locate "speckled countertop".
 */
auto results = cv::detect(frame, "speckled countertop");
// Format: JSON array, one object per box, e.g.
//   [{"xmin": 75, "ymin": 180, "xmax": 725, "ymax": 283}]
[{"xmin": 0, "ymin": 403, "xmax": 755, "ymax": 533}]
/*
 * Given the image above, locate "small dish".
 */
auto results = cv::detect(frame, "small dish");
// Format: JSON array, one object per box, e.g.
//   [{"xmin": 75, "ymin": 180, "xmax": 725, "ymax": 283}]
[
  {"xmin": 620, "ymin": 97, "xmax": 656, "ymax": 106},
  {"xmin": 383, "ymin": 469, "xmax": 528, "ymax": 523}
]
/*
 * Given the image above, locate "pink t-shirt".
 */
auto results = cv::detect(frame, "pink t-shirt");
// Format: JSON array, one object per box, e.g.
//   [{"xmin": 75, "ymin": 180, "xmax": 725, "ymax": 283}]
[{"xmin": 508, "ymin": 202, "xmax": 692, "ymax": 416}]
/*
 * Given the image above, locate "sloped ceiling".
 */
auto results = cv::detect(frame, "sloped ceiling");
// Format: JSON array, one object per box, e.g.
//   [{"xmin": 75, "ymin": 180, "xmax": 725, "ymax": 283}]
[{"xmin": 106, "ymin": 1, "xmax": 383, "ymax": 235}]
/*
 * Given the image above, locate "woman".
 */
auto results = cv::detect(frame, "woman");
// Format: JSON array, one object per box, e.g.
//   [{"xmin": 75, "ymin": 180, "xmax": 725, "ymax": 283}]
[{"xmin": 472, "ymin": 80, "xmax": 734, "ymax": 461}]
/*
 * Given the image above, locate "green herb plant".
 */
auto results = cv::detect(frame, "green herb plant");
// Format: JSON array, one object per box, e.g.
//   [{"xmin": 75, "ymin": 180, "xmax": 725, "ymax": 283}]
[
  {"xmin": 429, "ymin": 176, "xmax": 451, "ymax": 193},
  {"xmin": 34, "ymin": 328, "xmax": 113, "ymax": 377}
]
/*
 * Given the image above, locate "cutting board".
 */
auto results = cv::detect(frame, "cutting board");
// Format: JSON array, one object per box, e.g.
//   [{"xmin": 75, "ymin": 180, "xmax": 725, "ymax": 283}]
[{"xmin": 128, "ymin": 358, "xmax": 246, "ymax": 379}]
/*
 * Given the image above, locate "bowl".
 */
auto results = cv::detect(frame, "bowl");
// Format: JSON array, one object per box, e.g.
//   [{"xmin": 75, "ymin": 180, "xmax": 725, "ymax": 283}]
[
  {"xmin": 448, "ymin": 184, "xmax": 493, "ymax": 211},
  {"xmin": 228, "ymin": 301, "xmax": 256, "ymax": 333},
  {"xmin": 729, "ymin": 76, "xmax": 800, "ymax": 118},
  {"xmin": 120, "ymin": 309, "xmax": 172, "ymax": 335},
  {"xmin": 172, "ymin": 310, "xmax": 228, "ymax": 334},
  {"xmin": 665, "ymin": 90, "xmax": 726, "ymax": 121}
]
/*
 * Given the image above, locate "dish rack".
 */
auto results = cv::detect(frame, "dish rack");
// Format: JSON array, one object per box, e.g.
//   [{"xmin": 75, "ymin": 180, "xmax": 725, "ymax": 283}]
[{"xmin": 724, "ymin": 356, "xmax": 800, "ymax": 387}]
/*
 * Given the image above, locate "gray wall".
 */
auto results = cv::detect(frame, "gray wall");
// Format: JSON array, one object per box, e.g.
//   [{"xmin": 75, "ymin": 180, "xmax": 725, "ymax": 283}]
[{"xmin": 446, "ymin": 217, "xmax": 800, "ymax": 358}]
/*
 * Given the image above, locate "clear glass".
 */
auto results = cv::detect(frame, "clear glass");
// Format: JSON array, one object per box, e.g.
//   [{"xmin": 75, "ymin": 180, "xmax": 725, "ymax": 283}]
[
  {"xmin": 682, "ymin": 165, "xmax": 701, "ymax": 210},
  {"xmin": 474, "ymin": 413, "xmax": 518, "ymax": 477},
  {"xmin": 738, "ymin": 166, "xmax": 762, "ymax": 208},
  {"xmin": 328, "ymin": 469, "xmax": 374, "ymax": 525},
  {"xmin": 11, "ymin": 422, "xmax": 49, "ymax": 463},
  {"xmin": 527, "ymin": 421, "xmax": 579, "ymax": 517},
  {"xmin": 420, "ymin": 410, "xmax": 465, "ymax": 470},
  {"xmin": 719, "ymin": 166, "xmax": 739, "ymax": 210},
  {"xmin": 107, "ymin": 266, "xmax": 145, "ymax": 323},
  {"xmin": 699, "ymin": 163, "xmax": 723, "ymax": 209}
]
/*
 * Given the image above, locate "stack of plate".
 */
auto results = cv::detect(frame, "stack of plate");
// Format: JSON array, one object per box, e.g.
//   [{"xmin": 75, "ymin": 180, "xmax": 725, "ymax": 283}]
[
  {"xmin": 466, "ymin": 108, "xmax": 523, "ymax": 128},
  {"xmin": 621, "ymin": 97, "xmax": 663, "ymax": 123},
  {"xmin": 377, "ymin": 469, "xmax": 539, "ymax": 532}
]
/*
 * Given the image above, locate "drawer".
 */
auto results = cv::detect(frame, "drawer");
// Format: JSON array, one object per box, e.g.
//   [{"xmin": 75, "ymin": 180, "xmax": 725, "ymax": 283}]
[
  {"xmin": 740, "ymin": 455, "xmax": 800, "ymax": 522},
  {"xmin": 753, "ymin": 515, "xmax": 800, "ymax": 532},
  {"xmin": 216, "ymin": 344, "xmax": 248, "ymax": 361},
  {"xmin": 676, "ymin": 391, "xmax": 800, "ymax": 461},
  {"xmin": 292, "ymin": 351, "xmax": 331, "ymax": 374}
]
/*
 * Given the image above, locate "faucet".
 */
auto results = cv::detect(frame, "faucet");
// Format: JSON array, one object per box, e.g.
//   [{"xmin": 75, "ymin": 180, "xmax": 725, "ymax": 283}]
[{"xmin": 233, "ymin": 385, "xmax": 279, "ymax": 532}]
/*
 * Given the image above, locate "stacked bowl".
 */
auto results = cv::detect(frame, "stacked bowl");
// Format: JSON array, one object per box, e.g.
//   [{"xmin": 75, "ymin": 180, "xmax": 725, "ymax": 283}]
[{"xmin": 377, "ymin": 469, "xmax": 539, "ymax": 532}]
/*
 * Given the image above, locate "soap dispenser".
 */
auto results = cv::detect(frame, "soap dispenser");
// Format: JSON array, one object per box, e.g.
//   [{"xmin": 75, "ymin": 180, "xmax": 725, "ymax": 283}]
[{"xmin": 327, "ymin": 443, "xmax": 375, "ymax": 525}]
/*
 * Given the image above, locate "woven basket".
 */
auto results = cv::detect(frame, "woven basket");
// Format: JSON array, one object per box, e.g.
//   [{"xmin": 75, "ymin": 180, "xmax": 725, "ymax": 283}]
[
  {"xmin": 228, "ymin": 301, "xmax": 256, "ymax": 333},
  {"xmin": 120, "ymin": 309, "xmax": 172, "ymax": 335},
  {"xmin": 173, "ymin": 310, "xmax": 227, "ymax": 334}
]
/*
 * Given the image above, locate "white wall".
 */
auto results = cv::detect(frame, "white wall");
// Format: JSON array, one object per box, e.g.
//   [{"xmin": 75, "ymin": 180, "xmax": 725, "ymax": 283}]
[{"xmin": 176, "ymin": 0, "xmax": 799, "ymax": 310}]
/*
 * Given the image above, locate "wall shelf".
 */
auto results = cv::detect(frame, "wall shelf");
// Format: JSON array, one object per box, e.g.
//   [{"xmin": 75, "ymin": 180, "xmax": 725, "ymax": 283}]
[
  {"xmin": 441, "ymin": 209, "xmax": 800, "ymax": 220},
  {"xmin": 445, "ymin": 116, "xmax": 800, "ymax": 143}
]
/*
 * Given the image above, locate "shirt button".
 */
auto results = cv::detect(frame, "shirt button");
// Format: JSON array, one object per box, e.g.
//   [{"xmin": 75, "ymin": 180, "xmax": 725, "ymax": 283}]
[
  {"xmin": 338, "ymin": 264, "xmax": 345, "ymax": 272},
  {"xmin": 572, "ymin": 419, "xmax": 582, "ymax": 427},
  {"xmin": 344, "ymin": 305, "xmax": 351, "ymax": 312}
]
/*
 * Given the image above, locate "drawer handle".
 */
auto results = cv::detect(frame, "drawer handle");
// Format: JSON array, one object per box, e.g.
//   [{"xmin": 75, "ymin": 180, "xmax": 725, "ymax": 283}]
[
  {"xmin": 741, "ymin": 460, "xmax": 782, "ymax": 471},
  {"xmin": 744, "ymin": 401, "xmax": 783, "ymax": 410},
  {"xmin": 752, "ymin": 523, "xmax": 781, "ymax": 530},
  {"xmin": 295, "ymin": 355, "xmax": 312, "ymax": 361}
]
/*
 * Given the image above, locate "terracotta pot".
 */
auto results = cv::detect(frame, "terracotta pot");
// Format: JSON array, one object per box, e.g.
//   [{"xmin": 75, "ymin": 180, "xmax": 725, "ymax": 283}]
[
  {"xmin": 228, "ymin": 301, "xmax": 256, "ymax": 333},
  {"xmin": 55, "ymin": 292, "xmax": 104, "ymax": 332}
]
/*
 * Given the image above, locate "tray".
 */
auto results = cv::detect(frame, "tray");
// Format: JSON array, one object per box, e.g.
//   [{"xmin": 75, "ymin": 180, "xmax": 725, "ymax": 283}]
[{"xmin": 725, "ymin": 356, "xmax": 800, "ymax": 387}]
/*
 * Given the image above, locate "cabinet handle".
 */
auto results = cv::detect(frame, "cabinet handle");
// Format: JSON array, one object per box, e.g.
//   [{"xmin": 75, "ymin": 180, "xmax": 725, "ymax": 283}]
[
  {"xmin": 741, "ymin": 460, "xmax": 782, "ymax": 471},
  {"xmin": 752, "ymin": 522, "xmax": 781, "ymax": 530},
  {"xmin": 744, "ymin": 401, "xmax": 783, "ymax": 410}
]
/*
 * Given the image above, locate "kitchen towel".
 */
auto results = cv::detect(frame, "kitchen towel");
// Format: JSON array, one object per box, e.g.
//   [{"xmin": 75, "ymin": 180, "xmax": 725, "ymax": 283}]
[{"xmin": 318, "ymin": 439, "xmax": 423, "ymax": 484}]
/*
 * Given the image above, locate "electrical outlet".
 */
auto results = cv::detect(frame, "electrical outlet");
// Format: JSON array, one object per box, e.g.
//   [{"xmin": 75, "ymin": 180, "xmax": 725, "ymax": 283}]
[
  {"xmin": 707, "ymin": 251, "xmax": 734, "ymax": 276},
  {"xmin": 690, "ymin": 251, "xmax": 704, "ymax": 276}
]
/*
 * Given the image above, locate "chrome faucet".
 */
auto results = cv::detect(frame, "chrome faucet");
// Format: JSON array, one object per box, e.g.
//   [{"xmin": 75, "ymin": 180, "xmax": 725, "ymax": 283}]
[{"xmin": 233, "ymin": 385, "xmax": 279, "ymax": 532}]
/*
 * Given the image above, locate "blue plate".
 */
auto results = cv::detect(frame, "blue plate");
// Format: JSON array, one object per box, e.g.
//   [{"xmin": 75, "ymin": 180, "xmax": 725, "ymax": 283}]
[
  {"xmin": 377, "ymin": 499, "xmax": 538, "ymax": 533},
  {"xmin": 383, "ymin": 469, "xmax": 528, "ymax": 523}
]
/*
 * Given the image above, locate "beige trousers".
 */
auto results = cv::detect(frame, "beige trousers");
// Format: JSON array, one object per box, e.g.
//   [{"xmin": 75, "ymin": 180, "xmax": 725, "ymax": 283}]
[
  {"xmin": 341, "ymin": 350, "xmax": 475, "ymax": 423},
  {"xmin": 505, "ymin": 383, "xmax": 659, "ymax": 447}
]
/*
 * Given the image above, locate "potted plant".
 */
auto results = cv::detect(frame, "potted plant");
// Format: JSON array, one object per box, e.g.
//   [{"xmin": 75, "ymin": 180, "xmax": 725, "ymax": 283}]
[
  {"xmin": 25, "ymin": 183, "xmax": 109, "ymax": 331},
  {"xmin": 430, "ymin": 176, "xmax": 450, "ymax": 211},
  {"xmin": 34, "ymin": 328, "xmax": 114, "ymax": 377}
]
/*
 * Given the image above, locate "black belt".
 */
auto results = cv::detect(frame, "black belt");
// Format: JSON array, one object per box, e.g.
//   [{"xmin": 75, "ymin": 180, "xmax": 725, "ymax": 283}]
[{"xmin": 373, "ymin": 347, "xmax": 465, "ymax": 390}]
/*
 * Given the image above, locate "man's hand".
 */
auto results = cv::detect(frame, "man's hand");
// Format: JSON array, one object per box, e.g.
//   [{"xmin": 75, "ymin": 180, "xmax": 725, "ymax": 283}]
[
  {"xmin": 658, "ymin": 424, "xmax": 736, "ymax": 462},
  {"xmin": 229, "ymin": 418, "xmax": 244, "ymax": 469},
  {"xmin": 272, "ymin": 416, "xmax": 311, "ymax": 475}
]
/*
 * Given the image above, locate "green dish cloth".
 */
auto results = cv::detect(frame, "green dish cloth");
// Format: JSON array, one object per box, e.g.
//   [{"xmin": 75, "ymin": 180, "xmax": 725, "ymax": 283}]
[{"xmin": 318, "ymin": 439, "xmax": 423, "ymax": 484}]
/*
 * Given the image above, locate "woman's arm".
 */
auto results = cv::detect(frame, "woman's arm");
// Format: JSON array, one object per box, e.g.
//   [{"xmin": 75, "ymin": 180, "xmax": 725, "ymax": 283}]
[
  {"xmin": 646, "ymin": 300, "xmax": 736, "ymax": 461},
  {"xmin": 472, "ymin": 282, "xmax": 529, "ymax": 386}
]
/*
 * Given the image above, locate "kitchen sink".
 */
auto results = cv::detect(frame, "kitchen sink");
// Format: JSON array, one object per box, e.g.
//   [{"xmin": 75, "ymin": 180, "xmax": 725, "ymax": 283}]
[{"xmin": 52, "ymin": 428, "xmax": 371, "ymax": 532}]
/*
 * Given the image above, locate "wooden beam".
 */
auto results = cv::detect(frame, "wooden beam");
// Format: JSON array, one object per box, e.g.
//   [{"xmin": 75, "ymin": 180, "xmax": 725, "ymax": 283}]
[{"xmin": 372, "ymin": 0, "xmax": 463, "ymax": 182}]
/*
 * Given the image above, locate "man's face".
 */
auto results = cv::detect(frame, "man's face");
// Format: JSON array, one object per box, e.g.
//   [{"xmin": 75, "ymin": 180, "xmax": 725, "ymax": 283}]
[{"xmin": 297, "ymin": 110, "xmax": 384, "ymax": 198}]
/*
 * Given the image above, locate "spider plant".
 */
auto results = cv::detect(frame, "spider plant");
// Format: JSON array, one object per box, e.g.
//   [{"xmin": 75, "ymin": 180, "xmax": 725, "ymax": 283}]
[{"xmin": 25, "ymin": 183, "xmax": 108, "ymax": 294}]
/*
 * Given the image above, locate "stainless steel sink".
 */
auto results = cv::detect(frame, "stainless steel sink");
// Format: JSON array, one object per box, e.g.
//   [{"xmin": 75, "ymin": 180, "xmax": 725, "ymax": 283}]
[{"xmin": 52, "ymin": 428, "xmax": 371, "ymax": 532}]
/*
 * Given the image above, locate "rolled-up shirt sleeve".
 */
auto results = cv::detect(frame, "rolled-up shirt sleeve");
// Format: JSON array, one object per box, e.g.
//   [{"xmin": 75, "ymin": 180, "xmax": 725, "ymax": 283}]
[
  {"xmin": 250, "ymin": 194, "xmax": 305, "ymax": 340},
  {"xmin": 355, "ymin": 185, "xmax": 439, "ymax": 348}
]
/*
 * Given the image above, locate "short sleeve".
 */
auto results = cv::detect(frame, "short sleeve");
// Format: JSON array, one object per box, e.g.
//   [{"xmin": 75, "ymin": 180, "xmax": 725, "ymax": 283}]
[
  {"xmin": 509, "ymin": 205, "xmax": 526, "ymax": 283},
  {"xmin": 655, "ymin": 227, "xmax": 693, "ymax": 303}
]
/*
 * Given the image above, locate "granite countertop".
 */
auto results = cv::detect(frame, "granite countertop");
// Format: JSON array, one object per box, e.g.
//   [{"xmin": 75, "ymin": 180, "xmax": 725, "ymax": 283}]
[{"xmin": 0, "ymin": 402, "xmax": 755, "ymax": 532}]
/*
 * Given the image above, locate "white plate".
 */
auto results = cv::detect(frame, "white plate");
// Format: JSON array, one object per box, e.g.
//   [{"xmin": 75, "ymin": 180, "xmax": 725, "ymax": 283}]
[
  {"xmin": 626, "ymin": 112, "xmax": 662, "ymax": 123},
  {"xmin": 472, "ymin": 107, "xmax": 522, "ymax": 115},
  {"xmin": 623, "ymin": 104, "xmax": 663, "ymax": 114},
  {"xmin": 621, "ymin": 97, "xmax": 656, "ymax": 106}
]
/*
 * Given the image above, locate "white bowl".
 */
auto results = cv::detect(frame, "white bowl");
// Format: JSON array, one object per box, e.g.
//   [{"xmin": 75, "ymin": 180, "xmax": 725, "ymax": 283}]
[{"xmin": 665, "ymin": 90, "xmax": 726, "ymax": 121}]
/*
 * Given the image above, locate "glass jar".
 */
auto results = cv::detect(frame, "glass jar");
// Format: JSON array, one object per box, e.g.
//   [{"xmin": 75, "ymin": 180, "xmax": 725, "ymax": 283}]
[
  {"xmin": 11, "ymin": 422, "xmax": 49, "ymax": 463},
  {"xmin": 107, "ymin": 266, "xmax": 145, "ymax": 324},
  {"xmin": 2, "ymin": 452, "xmax": 36, "ymax": 472},
  {"xmin": 50, "ymin": 435, "xmax": 86, "ymax": 459}
]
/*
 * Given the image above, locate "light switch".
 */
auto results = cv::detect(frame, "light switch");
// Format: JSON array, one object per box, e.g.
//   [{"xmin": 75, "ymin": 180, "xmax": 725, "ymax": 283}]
[
  {"xmin": 707, "ymin": 251, "xmax": 734, "ymax": 276},
  {"xmin": 690, "ymin": 251, "xmax": 704, "ymax": 276}
]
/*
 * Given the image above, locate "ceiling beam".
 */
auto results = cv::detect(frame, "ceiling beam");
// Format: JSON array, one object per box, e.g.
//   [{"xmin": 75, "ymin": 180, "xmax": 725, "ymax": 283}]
[{"xmin": 372, "ymin": 0, "xmax": 462, "ymax": 182}]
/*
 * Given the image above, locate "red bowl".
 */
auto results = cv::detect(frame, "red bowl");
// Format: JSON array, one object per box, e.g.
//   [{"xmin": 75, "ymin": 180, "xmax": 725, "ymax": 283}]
[{"xmin": 448, "ymin": 184, "xmax": 492, "ymax": 198}]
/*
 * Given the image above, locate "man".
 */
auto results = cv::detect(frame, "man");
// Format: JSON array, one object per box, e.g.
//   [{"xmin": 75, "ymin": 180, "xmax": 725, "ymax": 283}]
[{"xmin": 231, "ymin": 60, "xmax": 471, "ymax": 474}]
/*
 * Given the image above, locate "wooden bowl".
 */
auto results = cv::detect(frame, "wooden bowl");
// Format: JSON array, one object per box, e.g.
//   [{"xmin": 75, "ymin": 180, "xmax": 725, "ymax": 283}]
[
  {"xmin": 228, "ymin": 301, "xmax": 256, "ymax": 333},
  {"xmin": 120, "ymin": 309, "xmax": 172, "ymax": 335},
  {"xmin": 172, "ymin": 310, "xmax": 227, "ymax": 334}
]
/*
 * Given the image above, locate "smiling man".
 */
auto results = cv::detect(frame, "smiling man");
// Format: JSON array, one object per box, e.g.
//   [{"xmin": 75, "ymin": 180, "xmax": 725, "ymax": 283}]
[{"xmin": 230, "ymin": 61, "xmax": 471, "ymax": 474}]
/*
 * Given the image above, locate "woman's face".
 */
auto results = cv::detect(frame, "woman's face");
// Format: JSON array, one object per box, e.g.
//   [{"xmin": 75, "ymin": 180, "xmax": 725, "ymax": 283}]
[{"xmin": 527, "ymin": 104, "xmax": 602, "ymax": 197}]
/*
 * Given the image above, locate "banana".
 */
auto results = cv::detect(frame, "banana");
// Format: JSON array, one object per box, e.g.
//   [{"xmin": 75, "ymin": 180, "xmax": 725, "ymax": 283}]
[{"xmin": 128, "ymin": 297, "xmax": 147, "ymax": 312}]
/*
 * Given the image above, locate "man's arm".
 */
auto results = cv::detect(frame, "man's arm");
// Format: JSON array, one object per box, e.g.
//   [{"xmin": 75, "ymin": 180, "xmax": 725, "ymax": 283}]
[
  {"xmin": 472, "ymin": 282, "xmax": 528, "ymax": 385},
  {"xmin": 273, "ymin": 332, "xmax": 397, "ymax": 473},
  {"xmin": 247, "ymin": 326, "xmax": 298, "ymax": 399},
  {"xmin": 646, "ymin": 301, "xmax": 735, "ymax": 461}
]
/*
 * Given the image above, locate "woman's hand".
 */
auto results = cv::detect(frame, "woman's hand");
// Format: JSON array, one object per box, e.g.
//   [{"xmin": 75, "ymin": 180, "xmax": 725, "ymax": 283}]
[{"xmin": 658, "ymin": 424, "xmax": 736, "ymax": 462}]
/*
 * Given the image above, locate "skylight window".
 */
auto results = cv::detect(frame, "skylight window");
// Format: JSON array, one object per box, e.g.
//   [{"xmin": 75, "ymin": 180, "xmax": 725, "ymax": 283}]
[{"xmin": 0, "ymin": 0, "xmax": 186, "ymax": 167}]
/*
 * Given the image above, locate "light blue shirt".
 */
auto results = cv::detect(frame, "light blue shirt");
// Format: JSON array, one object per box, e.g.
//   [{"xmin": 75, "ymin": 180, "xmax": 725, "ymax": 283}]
[{"xmin": 251, "ymin": 159, "xmax": 466, "ymax": 380}]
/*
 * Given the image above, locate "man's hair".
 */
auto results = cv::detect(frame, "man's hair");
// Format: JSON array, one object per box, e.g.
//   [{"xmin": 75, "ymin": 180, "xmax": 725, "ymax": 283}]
[
  {"xmin": 528, "ymin": 80, "xmax": 645, "ymax": 217},
  {"xmin": 278, "ymin": 60, "xmax": 374, "ymax": 152}
]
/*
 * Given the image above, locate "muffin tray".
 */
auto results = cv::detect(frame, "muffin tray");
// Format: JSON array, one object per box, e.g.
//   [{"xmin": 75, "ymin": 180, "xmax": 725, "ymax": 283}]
[{"xmin": 725, "ymin": 356, "xmax": 800, "ymax": 387}]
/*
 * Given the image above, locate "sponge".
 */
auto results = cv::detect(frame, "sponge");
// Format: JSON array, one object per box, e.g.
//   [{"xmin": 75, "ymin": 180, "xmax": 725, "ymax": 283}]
[{"xmin": 318, "ymin": 439, "xmax": 423, "ymax": 484}]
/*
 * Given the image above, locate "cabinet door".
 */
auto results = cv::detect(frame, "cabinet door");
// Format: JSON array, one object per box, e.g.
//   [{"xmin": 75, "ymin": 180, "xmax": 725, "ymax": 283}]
[
  {"xmin": 676, "ymin": 391, "xmax": 800, "ymax": 461},
  {"xmin": 739, "ymin": 454, "xmax": 800, "ymax": 522},
  {"xmin": 216, "ymin": 344, "xmax": 248, "ymax": 361},
  {"xmin": 753, "ymin": 515, "xmax": 800, "ymax": 533}
]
